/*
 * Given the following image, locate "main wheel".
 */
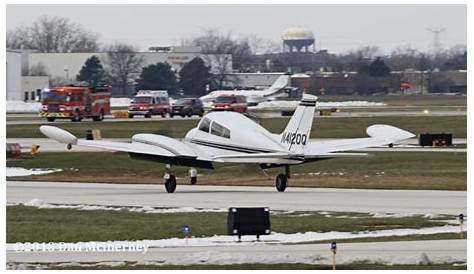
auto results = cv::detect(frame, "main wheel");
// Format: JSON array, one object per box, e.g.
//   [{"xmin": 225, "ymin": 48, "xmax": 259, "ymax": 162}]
[
  {"xmin": 275, "ymin": 173, "xmax": 288, "ymax": 192},
  {"xmin": 144, "ymin": 111, "xmax": 152, "ymax": 118},
  {"xmin": 190, "ymin": 177, "xmax": 197, "ymax": 185},
  {"xmin": 46, "ymin": 117, "xmax": 56, "ymax": 122},
  {"xmin": 165, "ymin": 174, "xmax": 177, "ymax": 193}
]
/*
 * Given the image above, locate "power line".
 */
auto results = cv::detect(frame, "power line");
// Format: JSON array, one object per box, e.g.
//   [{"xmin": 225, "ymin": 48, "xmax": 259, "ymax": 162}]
[{"xmin": 427, "ymin": 28, "xmax": 446, "ymax": 53}]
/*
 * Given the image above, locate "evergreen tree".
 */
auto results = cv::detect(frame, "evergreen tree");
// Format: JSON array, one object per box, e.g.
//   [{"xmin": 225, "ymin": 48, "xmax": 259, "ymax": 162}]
[
  {"xmin": 135, "ymin": 62, "xmax": 177, "ymax": 93},
  {"xmin": 367, "ymin": 57, "xmax": 391, "ymax": 77},
  {"xmin": 76, "ymin": 55, "xmax": 106, "ymax": 86},
  {"xmin": 179, "ymin": 58, "xmax": 211, "ymax": 96}
]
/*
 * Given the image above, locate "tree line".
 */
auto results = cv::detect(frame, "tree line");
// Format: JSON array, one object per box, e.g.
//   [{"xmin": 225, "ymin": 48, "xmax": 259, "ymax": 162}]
[{"xmin": 7, "ymin": 16, "xmax": 467, "ymax": 96}]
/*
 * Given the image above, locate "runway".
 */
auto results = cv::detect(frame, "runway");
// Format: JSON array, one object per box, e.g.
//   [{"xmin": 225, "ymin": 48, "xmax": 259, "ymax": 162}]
[
  {"xmin": 6, "ymin": 181, "xmax": 466, "ymax": 215},
  {"xmin": 6, "ymin": 239, "xmax": 467, "ymax": 267}
]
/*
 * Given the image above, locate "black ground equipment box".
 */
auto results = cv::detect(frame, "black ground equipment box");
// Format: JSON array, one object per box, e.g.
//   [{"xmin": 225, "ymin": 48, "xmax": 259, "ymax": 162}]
[
  {"xmin": 227, "ymin": 207, "xmax": 271, "ymax": 241},
  {"xmin": 419, "ymin": 133, "xmax": 452, "ymax": 147}
]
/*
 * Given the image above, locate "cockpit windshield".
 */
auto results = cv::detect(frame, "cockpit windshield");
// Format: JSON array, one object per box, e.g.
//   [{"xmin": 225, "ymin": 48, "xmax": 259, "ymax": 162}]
[
  {"xmin": 42, "ymin": 92, "xmax": 70, "ymax": 102},
  {"xmin": 210, "ymin": 121, "xmax": 231, "ymax": 138},
  {"xmin": 132, "ymin": 96, "xmax": 152, "ymax": 104}
]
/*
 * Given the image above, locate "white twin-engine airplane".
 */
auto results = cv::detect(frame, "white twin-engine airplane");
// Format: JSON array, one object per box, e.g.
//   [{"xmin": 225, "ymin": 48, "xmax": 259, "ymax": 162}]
[
  {"xmin": 199, "ymin": 74, "xmax": 291, "ymax": 105},
  {"xmin": 40, "ymin": 94, "xmax": 415, "ymax": 193}
]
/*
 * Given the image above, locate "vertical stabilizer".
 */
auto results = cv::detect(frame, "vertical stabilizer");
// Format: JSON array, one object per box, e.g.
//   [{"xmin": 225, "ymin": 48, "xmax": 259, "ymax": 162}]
[{"xmin": 279, "ymin": 94, "xmax": 317, "ymax": 154}]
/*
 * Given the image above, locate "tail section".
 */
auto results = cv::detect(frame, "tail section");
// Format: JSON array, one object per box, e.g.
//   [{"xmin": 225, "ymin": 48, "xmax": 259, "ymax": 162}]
[
  {"xmin": 262, "ymin": 74, "xmax": 290, "ymax": 96},
  {"xmin": 279, "ymin": 94, "xmax": 317, "ymax": 154}
]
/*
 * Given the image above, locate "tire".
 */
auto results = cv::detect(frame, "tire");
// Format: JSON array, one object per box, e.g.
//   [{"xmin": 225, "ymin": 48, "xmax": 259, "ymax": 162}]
[
  {"xmin": 170, "ymin": 113, "xmax": 174, "ymax": 118},
  {"xmin": 128, "ymin": 113, "xmax": 134, "ymax": 119},
  {"xmin": 71, "ymin": 110, "xmax": 81, "ymax": 122},
  {"xmin": 165, "ymin": 175, "xmax": 177, "ymax": 193},
  {"xmin": 275, "ymin": 173, "xmax": 288, "ymax": 192},
  {"xmin": 190, "ymin": 177, "xmax": 197, "ymax": 185},
  {"xmin": 161, "ymin": 113, "xmax": 166, "ymax": 118},
  {"xmin": 144, "ymin": 111, "xmax": 152, "ymax": 118},
  {"xmin": 92, "ymin": 110, "xmax": 104, "ymax": 121},
  {"xmin": 46, "ymin": 117, "xmax": 56, "ymax": 122}
]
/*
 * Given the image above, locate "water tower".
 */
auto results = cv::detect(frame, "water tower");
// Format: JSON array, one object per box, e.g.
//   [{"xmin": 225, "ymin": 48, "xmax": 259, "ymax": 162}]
[{"xmin": 282, "ymin": 26, "xmax": 315, "ymax": 53}]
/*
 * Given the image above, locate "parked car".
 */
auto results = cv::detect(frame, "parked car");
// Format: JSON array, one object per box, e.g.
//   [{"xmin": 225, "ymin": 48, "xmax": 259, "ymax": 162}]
[
  {"xmin": 170, "ymin": 98, "xmax": 204, "ymax": 117},
  {"xmin": 128, "ymin": 90, "xmax": 170, "ymax": 118},
  {"xmin": 210, "ymin": 94, "xmax": 247, "ymax": 113}
]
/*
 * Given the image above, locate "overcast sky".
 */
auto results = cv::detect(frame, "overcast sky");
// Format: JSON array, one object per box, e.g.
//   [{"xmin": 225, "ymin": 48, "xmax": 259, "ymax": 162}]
[{"xmin": 6, "ymin": 4, "xmax": 467, "ymax": 54}]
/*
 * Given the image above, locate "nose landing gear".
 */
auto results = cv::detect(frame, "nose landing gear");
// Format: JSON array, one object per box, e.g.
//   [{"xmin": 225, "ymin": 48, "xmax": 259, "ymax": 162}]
[{"xmin": 164, "ymin": 164, "xmax": 177, "ymax": 193}]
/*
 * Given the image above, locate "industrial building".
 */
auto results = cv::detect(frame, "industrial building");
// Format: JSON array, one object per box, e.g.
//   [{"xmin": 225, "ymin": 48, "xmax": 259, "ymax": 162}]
[{"xmin": 6, "ymin": 50, "xmax": 49, "ymax": 101}]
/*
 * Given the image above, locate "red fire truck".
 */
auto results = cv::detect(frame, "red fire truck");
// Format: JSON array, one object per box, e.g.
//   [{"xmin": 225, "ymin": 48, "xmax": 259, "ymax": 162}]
[{"xmin": 40, "ymin": 85, "xmax": 111, "ymax": 122}]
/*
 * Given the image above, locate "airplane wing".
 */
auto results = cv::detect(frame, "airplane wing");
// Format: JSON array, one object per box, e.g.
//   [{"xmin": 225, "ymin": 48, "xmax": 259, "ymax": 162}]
[
  {"xmin": 39, "ymin": 125, "xmax": 209, "ymax": 160},
  {"xmin": 304, "ymin": 124, "xmax": 415, "ymax": 158}
]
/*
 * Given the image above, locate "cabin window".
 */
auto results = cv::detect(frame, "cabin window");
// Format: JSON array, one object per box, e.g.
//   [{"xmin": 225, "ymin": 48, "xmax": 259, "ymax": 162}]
[
  {"xmin": 211, "ymin": 121, "xmax": 231, "ymax": 138},
  {"xmin": 198, "ymin": 117, "xmax": 211, "ymax": 133}
]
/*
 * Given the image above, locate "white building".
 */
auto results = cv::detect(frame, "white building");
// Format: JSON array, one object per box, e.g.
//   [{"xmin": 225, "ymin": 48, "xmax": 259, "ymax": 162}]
[{"xmin": 6, "ymin": 50, "xmax": 22, "ymax": 100}]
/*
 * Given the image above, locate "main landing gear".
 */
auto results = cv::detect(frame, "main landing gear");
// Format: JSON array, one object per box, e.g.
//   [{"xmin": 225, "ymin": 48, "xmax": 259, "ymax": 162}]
[
  {"xmin": 163, "ymin": 166, "xmax": 199, "ymax": 193},
  {"xmin": 275, "ymin": 165, "xmax": 290, "ymax": 192}
]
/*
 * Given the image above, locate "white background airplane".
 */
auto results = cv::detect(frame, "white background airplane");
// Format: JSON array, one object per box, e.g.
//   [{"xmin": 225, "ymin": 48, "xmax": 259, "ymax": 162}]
[
  {"xmin": 199, "ymin": 74, "xmax": 291, "ymax": 106},
  {"xmin": 40, "ymin": 94, "xmax": 415, "ymax": 193}
]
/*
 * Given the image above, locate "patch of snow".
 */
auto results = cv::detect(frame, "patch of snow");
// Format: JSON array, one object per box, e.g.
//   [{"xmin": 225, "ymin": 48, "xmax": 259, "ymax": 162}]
[
  {"xmin": 6, "ymin": 167, "xmax": 62, "ymax": 177},
  {"xmin": 6, "ymin": 101, "xmax": 42, "ymax": 113},
  {"xmin": 250, "ymin": 100, "xmax": 386, "ymax": 110},
  {"xmin": 12, "ymin": 200, "xmax": 227, "ymax": 214},
  {"xmin": 6, "ymin": 225, "xmax": 463, "ymax": 251},
  {"xmin": 110, "ymin": 98, "xmax": 131, "ymax": 107}
]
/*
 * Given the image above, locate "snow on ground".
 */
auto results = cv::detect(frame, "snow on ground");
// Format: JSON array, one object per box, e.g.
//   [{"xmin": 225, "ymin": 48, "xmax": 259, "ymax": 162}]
[
  {"xmin": 12, "ymin": 199, "xmax": 227, "ymax": 214},
  {"xmin": 6, "ymin": 167, "xmax": 62, "ymax": 177},
  {"xmin": 110, "ymin": 98, "xmax": 131, "ymax": 107},
  {"xmin": 5, "ymin": 225, "xmax": 463, "ymax": 251},
  {"xmin": 250, "ymin": 100, "xmax": 386, "ymax": 110},
  {"xmin": 6, "ymin": 101, "xmax": 42, "ymax": 113}
]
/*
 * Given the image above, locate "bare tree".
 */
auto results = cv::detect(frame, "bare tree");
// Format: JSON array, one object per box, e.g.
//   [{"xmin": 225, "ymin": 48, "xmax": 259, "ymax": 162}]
[
  {"xmin": 104, "ymin": 43, "xmax": 144, "ymax": 95},
  {"xmin": 183, "ymin": 29, "xmax": 253, "ymax": 88},
  {"xmin": 6, "ymin": 16, "xmax": 98, "ymax": 52}
]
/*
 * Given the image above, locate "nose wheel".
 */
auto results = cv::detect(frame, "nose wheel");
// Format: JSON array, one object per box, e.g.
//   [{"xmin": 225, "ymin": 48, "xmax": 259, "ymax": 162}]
[{"xmin": 164, "ymin": 174, "xmax": 177, "ymax": 193}]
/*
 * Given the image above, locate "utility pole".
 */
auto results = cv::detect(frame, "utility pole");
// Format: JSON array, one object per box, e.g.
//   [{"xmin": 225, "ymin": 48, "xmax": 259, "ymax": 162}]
[{"xmin": 427, "ymin": 28, "xmax": 446, "ymax": 54}]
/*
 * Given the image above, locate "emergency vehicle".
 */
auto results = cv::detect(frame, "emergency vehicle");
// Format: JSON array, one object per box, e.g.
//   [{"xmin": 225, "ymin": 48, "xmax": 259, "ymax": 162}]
[
  {"xmin": 128, "ymin": 90, "xmax": 170, "ymax": 118},
  {"xmin": 40, "ymin": 85, "xmax": 111, "ymax": 122},
  {"xmin": 210, "ymin": 94, "xmax": 248, "ymax": 113}
]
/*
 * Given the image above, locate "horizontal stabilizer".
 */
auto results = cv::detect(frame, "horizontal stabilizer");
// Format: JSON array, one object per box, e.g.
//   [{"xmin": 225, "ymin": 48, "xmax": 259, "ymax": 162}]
[
  {"xmin": 213, "ymin": 152, "xmax": 303, "ymax": 164},
  {"xmin": 306, "ymin": 152, "xmax": 369, "ymax": 159}
]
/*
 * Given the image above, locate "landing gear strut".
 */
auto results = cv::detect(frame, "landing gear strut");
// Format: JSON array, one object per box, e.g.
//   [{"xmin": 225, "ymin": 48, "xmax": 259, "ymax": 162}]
[
  {"xmin": 164, "ymin": 164, "xmax": 177, "ymax": 193},
  {"xmin": 189, "ymin": 167, "xmax": 198, "ymax": 185},
  {"xmin": 275, "ymin": 165, "xmax": 290, "ymax": 192}
]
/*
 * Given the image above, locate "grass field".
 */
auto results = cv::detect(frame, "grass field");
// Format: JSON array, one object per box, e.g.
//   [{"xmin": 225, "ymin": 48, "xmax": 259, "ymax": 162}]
[
  {"xmin": 319, "ymin": 95, "xmax": 467, "ymax": 107},
  {"xmin": 19, "ymin": 262, "xmax": 466, "ymax": 270},
  {"xmin": 7, "ymin": 150, "xmax": 466, "ymax": 190},
  {"xmin": 6, "ymin": 205, "xmax": 450, "ymax": 243},
  {"xmin": 6, "ymin": 115, "xmax": 466, "ymax": 138}
]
